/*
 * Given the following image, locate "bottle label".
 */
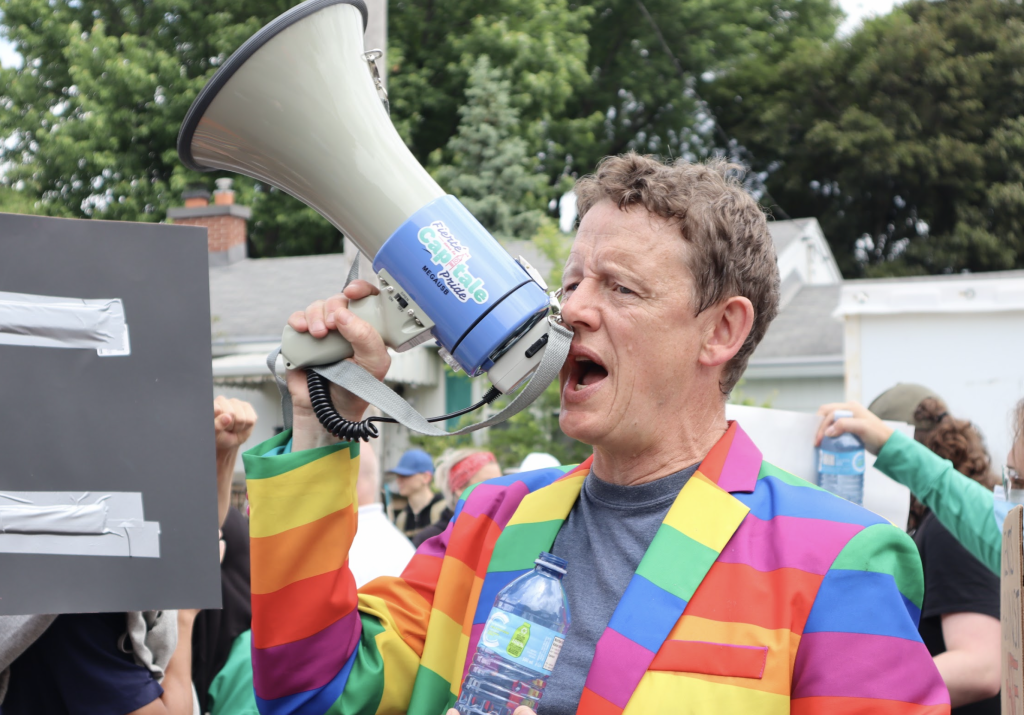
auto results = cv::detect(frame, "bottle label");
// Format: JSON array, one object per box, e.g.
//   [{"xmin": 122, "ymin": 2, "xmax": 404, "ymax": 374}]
[
  {"xmin": 818, "ymin": 449, "xmax": 866, "ymax": 475},
  {"xmin": 480, "ymin": 607, "xmax": 565, "ymax": 675}
]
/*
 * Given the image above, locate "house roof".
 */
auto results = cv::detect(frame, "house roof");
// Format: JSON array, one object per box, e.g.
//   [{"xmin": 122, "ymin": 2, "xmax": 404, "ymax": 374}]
[
  {"xmin": 750, "ymin": 283, "xmax": 843, "ymax": 363},
  {"xmin": 209, "ymin": 253, "xmax": 351, "ymax": 347},
  {"xmin": 767, "ymin": 218, "xmax": 816, "ymax": 254},
  {"xmin": 837, "ymin": 269, "xmax": 1024, "ymax": 317}
]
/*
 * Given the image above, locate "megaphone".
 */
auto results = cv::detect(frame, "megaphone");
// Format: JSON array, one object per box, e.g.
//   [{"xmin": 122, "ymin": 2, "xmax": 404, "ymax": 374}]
[{"xmin": 178, "ymin": 0, "xmax": 567, "ymax": 434}]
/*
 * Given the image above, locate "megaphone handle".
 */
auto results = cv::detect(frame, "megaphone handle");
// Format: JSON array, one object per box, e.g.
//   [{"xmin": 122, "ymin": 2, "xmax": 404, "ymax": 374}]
[{"xmin": 279, "ymin": 295, "xmax": 383, "ymax": 369}]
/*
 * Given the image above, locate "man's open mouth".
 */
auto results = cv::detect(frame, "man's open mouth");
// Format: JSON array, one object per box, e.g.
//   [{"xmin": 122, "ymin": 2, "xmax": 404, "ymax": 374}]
[{"xmin": 568, "ymin": 351, "xmax": 609, "ymax": 392}]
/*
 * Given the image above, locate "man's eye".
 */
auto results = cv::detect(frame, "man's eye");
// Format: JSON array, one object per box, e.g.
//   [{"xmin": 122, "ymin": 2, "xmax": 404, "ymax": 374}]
[
  {"xmin": 563, "ymin": 282, "xmax": 579, "ymax": 293},
  {"xmin": 616, "ymin": 285, "xmax": 634, "ymax": 295}
]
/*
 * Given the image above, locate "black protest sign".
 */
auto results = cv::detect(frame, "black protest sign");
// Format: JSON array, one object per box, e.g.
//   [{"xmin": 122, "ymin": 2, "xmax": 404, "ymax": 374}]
[{"xmin": 0, "ymin": 213, "xmax": 221, "ymax": 615}]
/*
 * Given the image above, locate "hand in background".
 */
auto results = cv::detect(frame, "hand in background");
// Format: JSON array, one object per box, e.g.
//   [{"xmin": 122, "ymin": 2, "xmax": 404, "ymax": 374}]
[
  {"xmin": 214, "ymin": 395, "xmax": 257, "ymax": 454},
  {"xmin": 214, "ymin": 396, "xmax": 257, "ymax": 527},
  {"xmin": 815, "ymin": 401, "xmax": 895, "ymax": 455}
]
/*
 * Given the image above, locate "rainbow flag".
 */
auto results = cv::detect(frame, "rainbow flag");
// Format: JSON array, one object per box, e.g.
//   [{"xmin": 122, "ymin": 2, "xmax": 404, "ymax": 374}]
[{"xmin": 244, "ymin": 422, "xmax": 950, "ymax": 715}]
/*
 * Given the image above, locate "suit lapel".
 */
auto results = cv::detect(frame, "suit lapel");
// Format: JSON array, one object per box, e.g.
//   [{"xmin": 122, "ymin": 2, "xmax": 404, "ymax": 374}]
[{"xmin": 576, "ymin": 423, "xmax": 760, "ymax": 715}]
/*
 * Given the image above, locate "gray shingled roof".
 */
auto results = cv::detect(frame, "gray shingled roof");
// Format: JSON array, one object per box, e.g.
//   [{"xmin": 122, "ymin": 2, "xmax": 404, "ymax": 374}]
[
  {"xmin": 752, "ymin": 283, "xmax": 843, "ymax": 360},
  {"xmin": 210, "ymin": 253, "xmax": 352, "ymax": 345},
  {"xmin": 766, "ymin": 218, "xmax": 814, "ymax": 254}
]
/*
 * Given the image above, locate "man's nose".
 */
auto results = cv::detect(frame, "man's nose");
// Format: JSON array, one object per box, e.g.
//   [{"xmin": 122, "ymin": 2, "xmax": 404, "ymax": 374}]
[{"xmin": 560, "ymin": 283, "xmax": 599, "ymax": 332}]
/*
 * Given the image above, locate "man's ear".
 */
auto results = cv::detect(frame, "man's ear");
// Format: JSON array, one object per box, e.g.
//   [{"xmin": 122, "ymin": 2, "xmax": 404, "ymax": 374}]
[{"xmin": 699, "ymin": 296, "xmax": 754, "ymax": 368}]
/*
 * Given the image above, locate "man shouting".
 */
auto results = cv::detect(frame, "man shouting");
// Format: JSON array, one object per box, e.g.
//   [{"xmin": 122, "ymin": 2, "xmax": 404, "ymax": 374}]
[{"xmin": 243, "ymin": 154, "xmax": 948, "ymax": 714}]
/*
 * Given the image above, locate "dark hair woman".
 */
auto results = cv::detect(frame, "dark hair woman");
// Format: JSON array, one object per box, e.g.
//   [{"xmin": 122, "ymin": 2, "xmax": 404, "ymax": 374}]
[{"xmin": 906, "ymin": 396, "xmax": 998, "ymax": 533}]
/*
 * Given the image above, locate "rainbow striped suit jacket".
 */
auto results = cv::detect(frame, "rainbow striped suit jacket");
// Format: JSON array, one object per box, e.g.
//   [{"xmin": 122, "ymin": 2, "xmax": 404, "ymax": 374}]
[{"xmin": 244, "ymin": 421, "xmax": 949, "ymax": 715}]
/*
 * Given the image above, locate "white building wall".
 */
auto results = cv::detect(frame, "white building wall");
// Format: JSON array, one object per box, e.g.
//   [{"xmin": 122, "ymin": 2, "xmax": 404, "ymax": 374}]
[
  {"xmin": 734, "ymin": 376, "xmax": 845, "ymax": 414},
  {"xmin": 847, "ymin": 311, "xmax": 1024, "ymax": 464}
]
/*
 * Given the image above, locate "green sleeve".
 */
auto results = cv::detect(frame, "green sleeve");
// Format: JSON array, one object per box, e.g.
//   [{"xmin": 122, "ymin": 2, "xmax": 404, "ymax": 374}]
[
  {"xmin": 208, "ymin": 631, "xmax": 259, "ymax": 715},
  {"xmin": 874, "ymin": 430, "xmax": 1000, "ymax": 574}
]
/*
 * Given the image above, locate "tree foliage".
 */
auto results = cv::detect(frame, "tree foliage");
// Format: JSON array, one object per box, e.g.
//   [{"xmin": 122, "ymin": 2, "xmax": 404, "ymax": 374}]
[
  {"xmin": 0, "ymin": 0, "xmax": 342, "ymax": 254},
  {"xmin": 710, "ymin": 0, "xmax": 1024, "ymax": 275},
  {"xmin": 0, "ymin": 185, "xmax": 37, "ymax": 213},
  {"xmin": 431, "ymin": 55, "xmax": 550, "ymax": 241},
  {"xmin": 390, "ymin": 0, "xmax": 841, "ymax": 194},
  {"xmin": 2, "ymin": 0, "xmax": 841, "ymax": 257},
  {"xmin": 550, "ymin": 0, "xmax": 839, "ymax": 179},
  {"xmin": 387, "ymin": 0, "xmax": 593, "ymax": 167}
]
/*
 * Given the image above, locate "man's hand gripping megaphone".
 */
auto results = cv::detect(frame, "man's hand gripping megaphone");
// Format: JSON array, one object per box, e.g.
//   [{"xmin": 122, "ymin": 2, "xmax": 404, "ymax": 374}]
[{"xmin": 285, "ymin": 280, "xmax": 390, "ymax": 451}]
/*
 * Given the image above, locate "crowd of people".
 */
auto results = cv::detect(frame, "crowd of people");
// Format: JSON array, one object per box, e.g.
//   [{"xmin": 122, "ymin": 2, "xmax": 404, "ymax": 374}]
[{"xmin": 3, "ymin": 154, "xmax": 1024, "ymax": 714}]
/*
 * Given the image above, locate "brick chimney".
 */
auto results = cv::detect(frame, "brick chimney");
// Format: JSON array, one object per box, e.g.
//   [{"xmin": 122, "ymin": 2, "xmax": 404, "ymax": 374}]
[{"xmin": 167, "ymin": 179, "xmax": 251, "ymax": 266}]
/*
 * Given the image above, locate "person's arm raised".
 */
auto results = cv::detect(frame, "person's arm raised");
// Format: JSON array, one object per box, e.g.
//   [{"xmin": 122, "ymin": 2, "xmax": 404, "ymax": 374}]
[
  {"xmin": 213, "ymin": 396, "xmax": 257, "ymax": 528},
  {"xmin": 286, "ymin": 280, "xmax": 391, "ymax": 452},
  {"xmin": 814, "ymin": 401, "xmax": 893, "ymax": 455},
  {"xmin": 815, "ymin": 401, "xmax": 1001, "ymax": 575}
]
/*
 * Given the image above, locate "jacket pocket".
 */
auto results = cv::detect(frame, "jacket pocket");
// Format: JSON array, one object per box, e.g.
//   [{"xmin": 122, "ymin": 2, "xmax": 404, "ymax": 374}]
[{"xmin": 649, "ymin": 640, "xmax": 768, "ymax": 679}]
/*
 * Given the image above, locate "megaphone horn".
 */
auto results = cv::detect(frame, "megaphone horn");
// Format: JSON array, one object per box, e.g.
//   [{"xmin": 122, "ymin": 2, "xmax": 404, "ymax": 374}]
[{"xmin": 177, "ymin": 0, "xmax": 559, "ymax": 424}]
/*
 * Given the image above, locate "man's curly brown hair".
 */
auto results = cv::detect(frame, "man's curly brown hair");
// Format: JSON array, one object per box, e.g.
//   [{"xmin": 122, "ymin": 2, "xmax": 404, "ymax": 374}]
[{"xmin": 573, "ymin": 153, "xmax": 780, "ymax": 394}]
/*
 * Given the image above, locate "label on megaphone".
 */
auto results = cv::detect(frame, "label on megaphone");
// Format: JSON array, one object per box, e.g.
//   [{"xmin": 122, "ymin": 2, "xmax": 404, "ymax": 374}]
[{"xmin": 374, "ymin": 195, "xmax": 549, "ymax": 376}]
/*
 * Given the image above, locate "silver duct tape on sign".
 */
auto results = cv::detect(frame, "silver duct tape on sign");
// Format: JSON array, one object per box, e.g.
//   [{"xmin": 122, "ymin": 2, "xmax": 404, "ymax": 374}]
[
  {"xmin": 0, "ymin": 291, "xmax": 130, "ymax": 355},
  {"xmin": 0, "ymin": 492, "xmax": 160, "ymax": 558}
]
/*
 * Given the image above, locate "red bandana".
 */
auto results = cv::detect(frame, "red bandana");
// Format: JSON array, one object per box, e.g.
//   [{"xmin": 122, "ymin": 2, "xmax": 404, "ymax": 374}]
[{"xmin": 449, "ymin": 452, "xmax": 497, "ymax": 493}]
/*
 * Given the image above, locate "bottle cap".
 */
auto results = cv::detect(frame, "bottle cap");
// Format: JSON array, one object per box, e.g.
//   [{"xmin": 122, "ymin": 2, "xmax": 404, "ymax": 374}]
[
  {"xmin": 834, "ymin": 409, "xmax": 854, "ymax": 419},
  {"xmin": 536, "ymin": 552, "xmax": 568, "ymax": 574}
]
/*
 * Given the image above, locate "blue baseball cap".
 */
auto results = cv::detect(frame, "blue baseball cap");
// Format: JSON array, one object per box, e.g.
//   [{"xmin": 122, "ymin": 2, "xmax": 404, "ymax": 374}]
[{"xmin": 389, "ymin": 449, "xmax": 434, "ymax": 476}]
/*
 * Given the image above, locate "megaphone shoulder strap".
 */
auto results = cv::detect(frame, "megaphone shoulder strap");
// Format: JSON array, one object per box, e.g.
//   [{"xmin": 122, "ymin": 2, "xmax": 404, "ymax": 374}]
[
  {"xmin": 268, "ymin": 251, "xmax": 571, "ymax": 437},
  {"xmin": 267, "ymin": 317, "xmax": 572, "ymax": 438}
]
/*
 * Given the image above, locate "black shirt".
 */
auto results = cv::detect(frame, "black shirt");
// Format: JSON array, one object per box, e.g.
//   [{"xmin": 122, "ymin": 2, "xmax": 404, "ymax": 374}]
[
  {"xmin": 2, "ymin": 613, "xmax": 163, "ymax": 715},
  {"xmin": 413, "ymin": 506, "xmax": 455, "ymax": 547},
  {"xmin": 914, "ymin": 510, "xmax": 1000, "ymax": 715},
  {"xmin": 192, "ymin": 506, "xmax": 252, "ymax": 713},
  {"xmin": 394, "ymin": 491, "xmax": 447, "ymax": 540}
]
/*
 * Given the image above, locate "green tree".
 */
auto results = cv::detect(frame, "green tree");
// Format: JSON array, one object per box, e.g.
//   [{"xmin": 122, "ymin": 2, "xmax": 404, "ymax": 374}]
[
  {"xmin": 0, "ymin": 0, "xmax": 342, "ymax": 255},
  {"xmin": 544, "ymin": 0, "xmax": 840, "ymax": 181},
  {"xmin": 431, "ymin": 55, "xmax": 550, "ymax": 241},
  {"xmin": 710, "ymin": 0, "xmax": 1024, "ymax": 276},
  {"xmin": 0, "ymin": 186, "xmax": 37, "ymax": 214},
  {"xmin": 387, "ymin": 0, "xmax": 593, "ymax": 171},
  {"xmin": 390, "ymin": 0, "xmax": 842, "ymax": 197}
]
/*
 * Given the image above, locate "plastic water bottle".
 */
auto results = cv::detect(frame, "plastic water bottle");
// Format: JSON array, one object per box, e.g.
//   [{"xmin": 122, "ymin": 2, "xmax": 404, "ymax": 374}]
[
  {"xmin": 455, "ymin": 552, "xmax": 570, "ymax": 715},
  {"xmin": 818, "ymin": 409, "xmax": 866, "ymax": 505}
]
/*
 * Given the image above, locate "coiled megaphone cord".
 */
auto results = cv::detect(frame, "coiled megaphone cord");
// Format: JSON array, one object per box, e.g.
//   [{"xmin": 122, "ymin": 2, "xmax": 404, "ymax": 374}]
[{"xmin": 307, "ymin": 371, "xmax": 502, "ymax": 442}]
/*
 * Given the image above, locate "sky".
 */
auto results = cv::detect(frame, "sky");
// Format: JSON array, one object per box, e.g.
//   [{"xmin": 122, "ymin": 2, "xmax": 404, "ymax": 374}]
[
  {"xmin": 0, "ymin": 35, "xmax": 20, "ymax": 68},
  {"xmin": 837, "ymin": 0, "xmax": 902, "ymax": 33},
  {"xmin": 0, "ymin": 0, "xmax": 899, "ymax": 70}
]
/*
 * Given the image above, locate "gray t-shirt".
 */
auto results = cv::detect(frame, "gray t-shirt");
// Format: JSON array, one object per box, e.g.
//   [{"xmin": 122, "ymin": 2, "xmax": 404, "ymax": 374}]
[{"xmin": 540, "ymin": 464, "xmax": 698, "ymax": 714}]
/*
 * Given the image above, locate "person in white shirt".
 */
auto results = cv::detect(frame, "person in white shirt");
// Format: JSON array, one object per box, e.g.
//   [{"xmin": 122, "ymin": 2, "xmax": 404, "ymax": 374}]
[{"xmin": 349, "ymin": 442, "xmax": 416, "ymax": 587}]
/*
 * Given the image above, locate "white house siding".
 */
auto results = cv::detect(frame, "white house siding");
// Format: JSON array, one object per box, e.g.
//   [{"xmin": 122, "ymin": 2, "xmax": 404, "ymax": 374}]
[
  {"xmin": 840, "ymin": 271, "xmax": 1024, "ymax": 463},
  {"xmin": 735, "ymin": 376, "xmax": 845, "ymax": 414}
]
